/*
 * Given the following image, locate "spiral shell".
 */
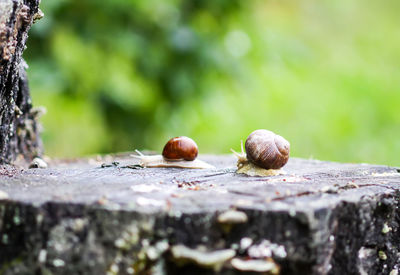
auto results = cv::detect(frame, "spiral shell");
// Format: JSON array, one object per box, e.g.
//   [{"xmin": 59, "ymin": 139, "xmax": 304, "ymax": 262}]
[
  {"xmin": 162, "ymin": 136, "xmax": 198, "ymax": 161},
  {"xmin": 245, "ymin": 129, "xmax": 290, "ymax": 170}
]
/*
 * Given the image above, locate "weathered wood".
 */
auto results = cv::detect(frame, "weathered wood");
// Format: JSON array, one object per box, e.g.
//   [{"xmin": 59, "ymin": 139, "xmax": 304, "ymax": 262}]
[
  {"xmin": 0, "ymin": 155, "xmax": 399, "ymax": 274},
  {"xmin": 0, "ymin": 0, "xmax": 42, "ymax": 164}
]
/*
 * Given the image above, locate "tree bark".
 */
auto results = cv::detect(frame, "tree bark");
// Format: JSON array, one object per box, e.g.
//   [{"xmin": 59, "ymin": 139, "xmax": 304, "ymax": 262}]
[{"xmin": 0, "ymin": 0, "xmax": 42, "ymax": 164}]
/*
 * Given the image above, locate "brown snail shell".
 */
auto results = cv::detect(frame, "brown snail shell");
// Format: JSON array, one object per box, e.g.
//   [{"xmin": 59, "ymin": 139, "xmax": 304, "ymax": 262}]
[
  {"xmin": 245, "ymin": 129, "xmax": 290, "ymax": 170},
  {"xmin": 162, "ymin": 136, "xmax": 198, "ymax": 161}
]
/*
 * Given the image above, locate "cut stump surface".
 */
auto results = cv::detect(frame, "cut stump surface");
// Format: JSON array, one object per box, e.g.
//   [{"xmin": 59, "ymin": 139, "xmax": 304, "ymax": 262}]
[{"xmin": 0, "ymin": 155, "xmax": 399, "ymax": 274}]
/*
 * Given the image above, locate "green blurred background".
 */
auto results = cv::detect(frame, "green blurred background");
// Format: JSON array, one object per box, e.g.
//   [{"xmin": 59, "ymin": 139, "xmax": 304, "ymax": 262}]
[{"xmin": 25, "ymin": 0, "xmax": 400, "ymax": 165}]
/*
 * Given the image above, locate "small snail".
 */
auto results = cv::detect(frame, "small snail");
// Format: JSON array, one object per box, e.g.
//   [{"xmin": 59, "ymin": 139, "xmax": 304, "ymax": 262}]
[
  {"xmin": 132, "ymin": 136, "xmax": 214, "ymax": 169},
  {"xmin": 162, "ymin": 136, "xmax": 198, "ymax": 161},
  {"xmin": 232, "ymin": 129, "xmax": 290, "ymax": 176}
]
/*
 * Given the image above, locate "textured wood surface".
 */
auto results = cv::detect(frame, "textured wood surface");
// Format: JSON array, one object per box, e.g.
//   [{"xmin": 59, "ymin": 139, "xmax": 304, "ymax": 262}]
[{"xmin": 0, "ymin": 154, "xmax": 399, "ymax": 274}]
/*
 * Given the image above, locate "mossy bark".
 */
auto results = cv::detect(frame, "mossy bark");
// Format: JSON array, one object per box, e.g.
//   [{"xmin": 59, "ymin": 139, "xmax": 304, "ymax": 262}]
[{"xmin": 0, "ymin": 0, "xmax": 42, "ymax": 164}]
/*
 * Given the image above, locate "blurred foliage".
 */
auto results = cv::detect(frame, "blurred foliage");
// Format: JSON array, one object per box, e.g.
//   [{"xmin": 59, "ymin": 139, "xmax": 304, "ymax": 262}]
[{"xmin": 25, "ymin": 0, "xmax": 400, "ymax": 165}]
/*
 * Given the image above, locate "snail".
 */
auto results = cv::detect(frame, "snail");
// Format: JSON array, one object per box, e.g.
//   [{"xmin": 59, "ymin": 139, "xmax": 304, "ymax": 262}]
[
  {"xmin": 132, "ymin": 136, "xmax": 215, "ymax": 169},
  {"xmin": 231, "ymin": 129, "xmax": 290, "ymax": 176}
]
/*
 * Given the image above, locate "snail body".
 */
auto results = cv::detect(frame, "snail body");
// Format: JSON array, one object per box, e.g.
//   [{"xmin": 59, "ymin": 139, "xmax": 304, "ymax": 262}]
[
  {"xmin": 232, "ymin": 129, "xmax": 290, "ymax": 176},
  {"xmin": 132, "ymin": 136, "xmax": 214, "ymax": 169}
]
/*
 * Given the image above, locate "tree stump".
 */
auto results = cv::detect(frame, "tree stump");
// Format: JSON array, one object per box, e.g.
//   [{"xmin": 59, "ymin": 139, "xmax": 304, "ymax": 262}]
[
  {"xmin": 0, "ymin": 0, "xmax": 42, "ymax": 164},
  {"xmin": 0, "ymin": 155, "xmax": 399, "ymax": 274}
]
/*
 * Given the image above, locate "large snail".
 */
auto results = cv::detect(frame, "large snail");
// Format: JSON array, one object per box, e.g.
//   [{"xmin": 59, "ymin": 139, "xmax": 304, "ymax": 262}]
[
  {"xmin": 232, "ymin": 129, "xmax": 290, "ymax": 176},
  {"xmin": 132, "ymin": 136, "xmax": 214, "ymax": 169}
]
